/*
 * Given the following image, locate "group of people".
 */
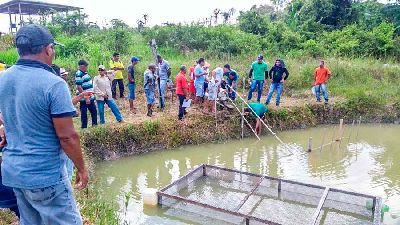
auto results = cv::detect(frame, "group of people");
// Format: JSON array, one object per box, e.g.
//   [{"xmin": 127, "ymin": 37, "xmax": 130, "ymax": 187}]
[{"xmin": 0, "ymin": 24, "xmax": 334, "ymax": 224}]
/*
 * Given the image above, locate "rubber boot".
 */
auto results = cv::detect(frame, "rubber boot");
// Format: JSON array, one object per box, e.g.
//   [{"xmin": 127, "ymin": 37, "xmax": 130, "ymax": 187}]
[{"xmin": 147, "ymin": 104, "xmax": 151, "ymax": 117}]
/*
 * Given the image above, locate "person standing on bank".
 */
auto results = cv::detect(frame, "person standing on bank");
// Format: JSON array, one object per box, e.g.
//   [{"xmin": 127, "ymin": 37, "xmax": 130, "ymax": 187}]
[
  {"xmin": 0, "ymin": 24, "xmax": 88, "ymax": 224},
  {"xmin": 248, "ymin": 55, "xmax": 268, "ymax": 103},
  {"xmin": 314, "ymin": 60, "xmax": 332, "ymax": 104},
  {"xmin": 194, "ymin": 58, "xmax": 208, "ymax": 107},
  {"xmin": 265, "ymin": 59, "xmax": 289, "ymax": 107},
  {"xmin": 109, "ymin": 53, "xmax": 125, "ymax": 99},
  {"xmin": 144, "ymin": 64, "xmax": 157, "ymax": 117},
  {"xmin": 175, "ymin": 65, "xmax": 189, "ymax": 120},
  {"xmin": 93, "ymin": 65, "xmax": 124, "ymax": 124},
  {"xmin": 127, "ymin": 56, "xmax": 140, "ymax": 114},
  {"xmin": 157, "ymin": 54, "xmax": 171, "ymax": 110},
  {"xmin": 75, "ymin": 60, "xmax": 98, "ymax": 129}
]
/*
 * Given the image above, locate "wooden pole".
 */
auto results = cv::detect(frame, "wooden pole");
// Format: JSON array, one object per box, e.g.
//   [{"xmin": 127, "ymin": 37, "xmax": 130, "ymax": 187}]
[
  {"xmin": 336, "ymin": 119, "xmax": 344, "ymax": 141},
  {"xmin": 241, "ymin": 77, "xmax": 245, "ymax": 138},
  {"xmin": 347, "ymin": 120, "xmax": 356, "ymax": 145},
  {"xmin": 320, "ymin": 128, "xmax": 327, "ymax": 151},
  {"xmin": 355, "ymin": 116, "xmax": 362, "ymax": 150},
  {"xmin": 308, "ymin": 137, "xmax": 313, "ymax": 152},
  {"xmin": 329, "ymin": 125, "xmax": 337, "ymax": 151}
]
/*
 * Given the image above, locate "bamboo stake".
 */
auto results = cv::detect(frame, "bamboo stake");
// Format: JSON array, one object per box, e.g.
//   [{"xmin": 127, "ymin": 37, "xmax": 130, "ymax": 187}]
[
  {"xmin": 329, "ymin": 125, "xmax": 337, "ymax": 151},
  {"xmin": 320, "ymin": 128, "xmax": 327, "ymax": 151},
  {"xmin": 241, "ymin": 77, "xmax": 245, "ymax": 139},
  {"xmin": 308, "ymin": 137, "xmax": 313, "ymax": 152},
  {"xmin": 347, "ymin": 120, "xmax": 356, "ymax": 145}
]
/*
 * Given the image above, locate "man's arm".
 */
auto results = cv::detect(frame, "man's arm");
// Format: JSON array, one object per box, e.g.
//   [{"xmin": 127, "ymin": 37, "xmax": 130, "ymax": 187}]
[
  {"xmin": 248, "ymin": 69, "xmax": 253, "ymax": 79},
  {"xmin": 53, "ymin": 117, "xmax": 88, "ymax": 190},
  {"xmin": 327, "ymin": 68, "xmax": 332, "ymax": 80},
  {"xmin": 269, "ymin": 68, "xmax": 273, "ymax": 79},
  {"xmin": 128, "ymin": 68, "xmax": 134, "ymax": 83},
  {"xmin": 283, "ymin": 68, "xmax": 289, "ymax": 80},
  {"xmin": 167, "ymin": 68, "xmax": 171, "ymax": 78},
  {"xmin": 264, "ymin": 70, "xmax": 268, "ymax": 80}
]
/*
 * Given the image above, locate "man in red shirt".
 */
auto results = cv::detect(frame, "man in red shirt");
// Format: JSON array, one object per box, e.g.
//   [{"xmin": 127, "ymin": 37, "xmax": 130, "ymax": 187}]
[
  {"xmin": 314, "ymin": 60, "xmax": 332, "ymax": 104},
  {"xmin": 176, "ymin": 65, "xmax": 189, "ymax": 120}
]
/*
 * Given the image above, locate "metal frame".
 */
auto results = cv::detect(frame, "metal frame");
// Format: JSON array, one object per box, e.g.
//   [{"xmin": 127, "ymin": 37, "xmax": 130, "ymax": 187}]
[{"xmin": 157, "ymin": 164, "xmax": 382, "ymax": 225}]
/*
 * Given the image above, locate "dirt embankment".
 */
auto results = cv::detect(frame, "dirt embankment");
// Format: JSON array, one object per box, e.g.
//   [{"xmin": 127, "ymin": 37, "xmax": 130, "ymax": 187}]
[{"xmin": 80, "ymin": 97, "xmax": 400, "ymax": 161}]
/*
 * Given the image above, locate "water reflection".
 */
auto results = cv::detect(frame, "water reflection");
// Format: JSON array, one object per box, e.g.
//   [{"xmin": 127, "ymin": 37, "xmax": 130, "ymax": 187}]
[{"xmin": 95, "ymin": 124, "xmax": 400, "ymax": 225}]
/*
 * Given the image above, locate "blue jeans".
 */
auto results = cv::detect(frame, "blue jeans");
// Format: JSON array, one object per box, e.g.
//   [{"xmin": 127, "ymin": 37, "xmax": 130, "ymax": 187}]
[
  {"xmin": 178, "ymin": 94, "xmax": 185, "ymax": 120},
  {"xmin": 145, "ymin": 89, "xmax": 155, "ymax": 105},
  {"xmin": 248, "ymin": 80, "xmax": 264, "ymax": 102},
  {"xmin": 80, "ymin": 101, "xmax": 98, "ymax": 129},
  {"xmin": 227, "ymin": 81, "xmax": 236, "ymax": 100},
  {"xmin": 266, "ymin": 82, "xmax": 283, "ymax": 106},
  {"xmin": 159, "ymin": 79, "xmax": 167, "ymax": 109},
  {"xmin": 13, "ymin": 178, "xmax": 82, "ymax": 225},
  {"xmin": 97, "ymin": 99, "xmax": 123, "ymax": 124},
  {"xmin": 315, "ymin": 83, "xmax": 329, "ymax": 102},
  {"xmin": 195, "ymin": 82, "xmax": 204, "ymax": 97},
  {"xmin": 128, "ymin": 83, "xmax": 136, "ymax": 100}
]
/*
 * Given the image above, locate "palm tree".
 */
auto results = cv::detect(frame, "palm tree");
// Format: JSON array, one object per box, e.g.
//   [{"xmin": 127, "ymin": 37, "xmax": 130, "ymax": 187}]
[
  {"xmin": 213, "ymin": 8, "xmax": 221, "ymax": 25},
  {"xmin": 143, "ymin": 14, "xmax": 148, "ymax": 24}
]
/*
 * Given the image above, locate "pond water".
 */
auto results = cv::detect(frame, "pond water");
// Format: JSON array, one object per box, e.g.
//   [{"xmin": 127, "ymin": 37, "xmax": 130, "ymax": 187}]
[{"xmin": 95, "ymin": 124, "xmax": 400, "ymax": 225}]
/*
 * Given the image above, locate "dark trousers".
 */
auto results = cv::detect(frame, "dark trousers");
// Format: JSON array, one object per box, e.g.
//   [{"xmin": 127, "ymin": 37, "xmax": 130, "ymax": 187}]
[
  {"xmin": 178, "ymin": 95, "xmax": 185, "ymax": 120},
  {"xmin": 112, "ymin": 79, "xmax": 124, "ymax": 98},
  {"xmin": 80, "ymin": 101, "xmax": 98, "ymax": 129},
  {"xmin": 0, "ymin": 173, "xmax": 20, "ymax": 218}
]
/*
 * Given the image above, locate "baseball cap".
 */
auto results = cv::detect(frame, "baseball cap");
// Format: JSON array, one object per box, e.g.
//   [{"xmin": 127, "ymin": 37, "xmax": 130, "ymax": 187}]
[
  {"xmin": 16, "ymin": 24, "xmax": 63, "ymax": 48},
  {"xmin": 98, "ymin": 65, "xmax": 106, "ymax": 70},
  {"xmin": 258, "ymin": 54, "xmax": 264, "ymax": 60},
  {"xmin": 131, "ymin": 56, "xmax": 140, "ymax": 62},
  {"xmin": 78, "ymin": 60, "xmax": 88, "ymax": 66}
]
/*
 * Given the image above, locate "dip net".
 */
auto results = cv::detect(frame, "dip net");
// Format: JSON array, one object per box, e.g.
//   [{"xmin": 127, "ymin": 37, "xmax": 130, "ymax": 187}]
[{"xmin": 157, "ymin": 164, "xmax": 381, "ymax": 225}]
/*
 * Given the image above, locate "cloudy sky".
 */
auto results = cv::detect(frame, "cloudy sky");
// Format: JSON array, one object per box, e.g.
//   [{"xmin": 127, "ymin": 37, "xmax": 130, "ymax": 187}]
[{"xmin": 0, "ymin": 0, "xmax": 270, "ymax": 33}]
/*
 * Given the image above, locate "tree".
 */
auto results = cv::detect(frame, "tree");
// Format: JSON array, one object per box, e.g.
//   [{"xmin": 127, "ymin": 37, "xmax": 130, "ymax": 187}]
[
  {"xmin": 238, "ymin": 7, "xmax": 270, "ymax": 35},
  {"xmin": 213, "ymin": 9, "xmax": 221, "ymax": 24}
]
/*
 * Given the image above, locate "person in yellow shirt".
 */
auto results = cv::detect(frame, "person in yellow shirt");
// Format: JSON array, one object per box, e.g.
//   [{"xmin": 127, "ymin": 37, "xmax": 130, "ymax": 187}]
[
  {"xmin": 0, "ymin": 61, "xmax": 6, "ymax": 72},
  {"xmin": 109, "ymin": 53, "xmax": 125, "ymax": 99}
]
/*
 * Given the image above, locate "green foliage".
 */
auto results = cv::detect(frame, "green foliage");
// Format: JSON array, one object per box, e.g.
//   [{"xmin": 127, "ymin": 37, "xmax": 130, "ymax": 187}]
[
  {"xmin": 143, "ymin": 25, "xmax": 260, "ymax": 56},
  {"xmin": 238, "ymin": 10, "xmax": 270, "ymax": 35},
  {"xmin": 49, "ymin": 13, "xmax": 89, "ymax": 36},
  {"xmin": 143, "ymin": 120, "xmax": 161, "ymax": 135},
  {"xmin": 0, "ymin": 48, "xmax": 18, "ymax": 65}
]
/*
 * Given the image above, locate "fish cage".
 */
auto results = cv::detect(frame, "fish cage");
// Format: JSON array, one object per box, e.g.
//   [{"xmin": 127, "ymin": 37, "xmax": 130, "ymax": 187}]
[{"xmin": 157, "ymin": 164, "xmax": 382, "ymax": 225}]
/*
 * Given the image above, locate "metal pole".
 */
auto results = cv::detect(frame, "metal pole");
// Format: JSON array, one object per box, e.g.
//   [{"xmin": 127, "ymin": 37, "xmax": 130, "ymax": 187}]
[
  {"xmin": 18, "ymin": 3, "xmax": 22, "ymax": 29},
  {"xmin": 8, "ymin": 7, "xmax": 12, "ymax": 33},
  {"xmin": 226, "ymin": 83, "xmax": 294, "ymax": 155},
  {"xmin": 227, "ymin": 97, "xmax": 260, "ymax": 140}
]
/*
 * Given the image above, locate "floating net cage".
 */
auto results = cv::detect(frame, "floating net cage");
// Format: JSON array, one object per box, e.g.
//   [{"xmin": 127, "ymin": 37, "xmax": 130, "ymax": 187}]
[{"xmin": 157, "ymin": 164, "xmax": 382, "ymax": 225}]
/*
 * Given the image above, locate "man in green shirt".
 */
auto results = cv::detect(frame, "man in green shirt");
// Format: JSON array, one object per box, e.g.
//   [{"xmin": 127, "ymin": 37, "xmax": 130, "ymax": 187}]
[
  {"xmin": 244, "ymin": 102, "xmax": 268, "ymax": 135},
  {"xmin": 248, "ymin": 55, "xmax": 268, "ymax": 103}
]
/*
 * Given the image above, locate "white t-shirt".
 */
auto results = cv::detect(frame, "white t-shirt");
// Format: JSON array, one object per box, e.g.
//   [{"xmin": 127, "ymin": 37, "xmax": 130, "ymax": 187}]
[{"xmin": 213, "ymin": 67, "xmax": 224, "ymax": 83}]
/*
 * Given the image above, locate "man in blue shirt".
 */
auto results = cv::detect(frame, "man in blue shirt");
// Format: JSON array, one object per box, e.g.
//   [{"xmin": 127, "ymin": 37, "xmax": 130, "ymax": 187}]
[
  {"xmin": 194, "ymin": 58, "xmax": 208, "ymax": 106},
  {"xmin": 157, "ymin": 54, "xmax": 171, "ymax": 110},
  {"xmin": 75, "ymin": 59, "xmax": 98, "ymax": 129},
  {"xmin": 0, "ymin": 24, "xmax": 88, "ymax": 225},
  {"xmin": 223, "ymin": 64, "xmax": 239, "ymax": 100}
]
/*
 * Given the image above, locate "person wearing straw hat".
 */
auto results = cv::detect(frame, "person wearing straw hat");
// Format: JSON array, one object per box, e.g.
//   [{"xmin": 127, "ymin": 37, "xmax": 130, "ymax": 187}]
[
  {"xmin": 93, "ymin": 65, "xmax": 124, "ymax": 124},
  {"xmin": 244, "ymin": 102, "xmax": 268, "ymax": 135}
]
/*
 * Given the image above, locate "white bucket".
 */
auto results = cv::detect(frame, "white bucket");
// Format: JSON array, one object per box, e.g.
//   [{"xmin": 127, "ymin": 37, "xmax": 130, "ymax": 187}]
[{"xmin": 142, "ymin": 188, "xmax": 159, "ymax": 206}]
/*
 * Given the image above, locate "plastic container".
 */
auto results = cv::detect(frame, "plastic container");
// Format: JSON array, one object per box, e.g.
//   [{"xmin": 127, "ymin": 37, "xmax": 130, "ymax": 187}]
[{"xmin": 142, "ymin": 188, "xmax": 158, "ymax": 206}]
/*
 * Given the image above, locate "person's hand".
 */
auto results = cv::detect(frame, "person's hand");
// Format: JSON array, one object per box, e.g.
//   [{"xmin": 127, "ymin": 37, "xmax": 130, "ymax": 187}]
[
  {"xmin": 75, "ymin": 168, "xmax": 89, "ymax": 191},
  {"xmin": 264, "ymin": 79, "xmax": 268, "ymax": 84},
  {"xmin": 131, "ymin": 79, "xmax": 135, "ymax": 83},
  {"xmin": 281, "ymin": 80, "xmax": 285, "ymax": 84},
  {"xmin": 79, "ymin": 91, "xmax": 93, "ymax": 98},
  {"xmin": 0, "ymin": 125, "xmax": 6, "ymax": 148},
  {"xmin": 248, "ymin": 78, "xmax": 252, "ymax": 85}
]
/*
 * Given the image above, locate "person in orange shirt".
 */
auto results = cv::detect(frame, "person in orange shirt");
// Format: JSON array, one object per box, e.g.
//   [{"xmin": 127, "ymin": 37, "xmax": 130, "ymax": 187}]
[
  {"xmin": 176, "ymin": 65, "xmax": 189, "ymax": 120},
  {"xmin": 314, "ymin": 60, "xmax": 331, "ymax": 104}
]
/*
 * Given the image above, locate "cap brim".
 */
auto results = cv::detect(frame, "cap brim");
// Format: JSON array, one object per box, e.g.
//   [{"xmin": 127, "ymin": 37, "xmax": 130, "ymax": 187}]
[{"xmin": 54, "ymin": 41, "xmax": 65, "ymax": 48}]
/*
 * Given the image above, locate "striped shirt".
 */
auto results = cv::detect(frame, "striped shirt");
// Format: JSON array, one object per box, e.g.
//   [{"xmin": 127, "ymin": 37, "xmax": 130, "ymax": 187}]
[{"xmin": 75, "ymin": 70, "xmax": 95, "ymax": 101}]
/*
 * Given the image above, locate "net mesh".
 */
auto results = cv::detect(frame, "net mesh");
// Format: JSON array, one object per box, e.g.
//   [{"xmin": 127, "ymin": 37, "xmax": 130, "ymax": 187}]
[{"xmin": 158, "ymin": 165, "xmax": 380, "ymax": 225}]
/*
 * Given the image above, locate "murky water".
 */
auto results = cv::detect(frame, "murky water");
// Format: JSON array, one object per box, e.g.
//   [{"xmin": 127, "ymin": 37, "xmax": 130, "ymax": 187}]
[{"xmin": 95, "ymin": 124, "xmax": 400, "ymax": 225}]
